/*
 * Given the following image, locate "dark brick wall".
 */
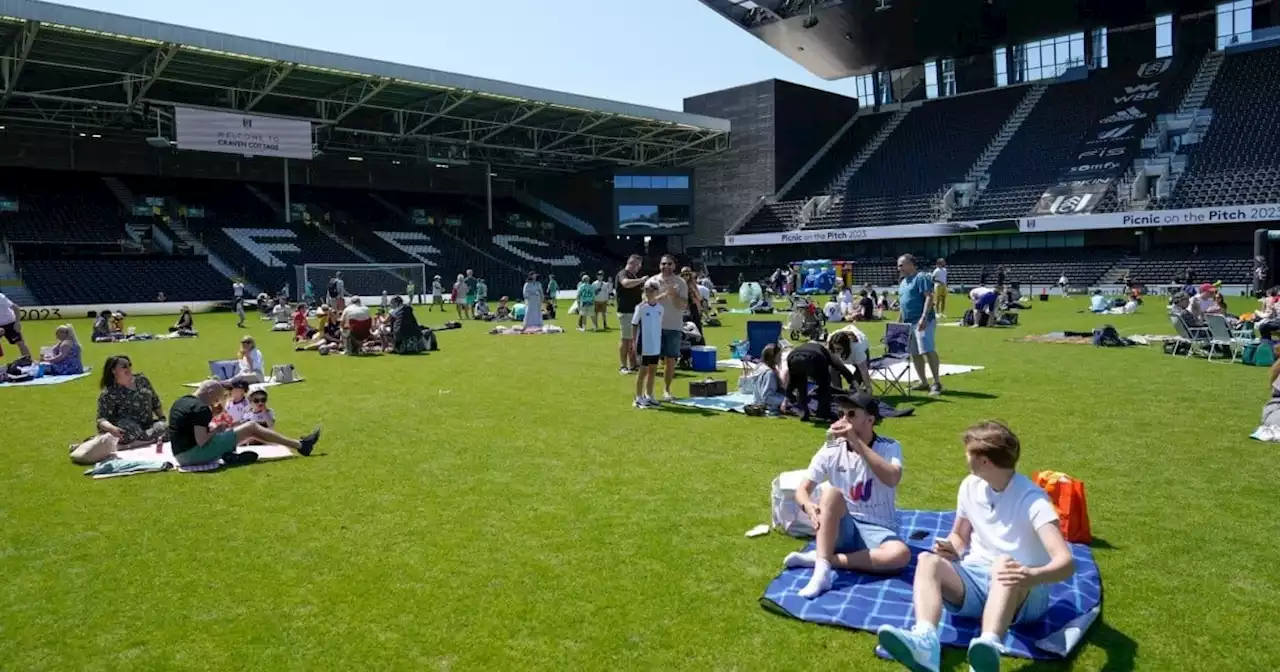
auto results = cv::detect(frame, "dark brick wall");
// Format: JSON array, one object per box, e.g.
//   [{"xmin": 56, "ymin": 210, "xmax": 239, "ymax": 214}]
[{"xmin": 684, "ymin": 80, "xmax": 776, "ymax": 247}]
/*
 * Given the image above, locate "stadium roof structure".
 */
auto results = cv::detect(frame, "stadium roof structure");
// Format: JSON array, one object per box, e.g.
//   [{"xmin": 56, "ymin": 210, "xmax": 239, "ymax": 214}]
[{"xmin": 0, "ymin": 0, "xmax": 731, "ymax": 173}]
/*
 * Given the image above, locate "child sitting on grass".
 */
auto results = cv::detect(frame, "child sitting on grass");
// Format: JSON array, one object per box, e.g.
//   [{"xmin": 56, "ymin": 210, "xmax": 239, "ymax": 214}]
[
  {"xmin": 495, "ymin": 297, "xmax": 512, "ymax": 321},
  {"xmin": 877, "ymin": 420, "xmax": 1075, "ymax": 672},
  {"xmin": 225, "ymin": 379, "xmax": 252, "ymax": 424},
  {"xmin": 631, "ymin": 280, "xmax": 665, "ymax": 408}
]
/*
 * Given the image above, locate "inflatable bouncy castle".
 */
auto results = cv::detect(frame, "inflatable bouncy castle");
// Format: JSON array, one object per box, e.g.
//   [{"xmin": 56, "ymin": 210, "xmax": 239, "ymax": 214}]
[{"xmin": 793, "ymin": 260, "xmax": 853, "ymax": 294}]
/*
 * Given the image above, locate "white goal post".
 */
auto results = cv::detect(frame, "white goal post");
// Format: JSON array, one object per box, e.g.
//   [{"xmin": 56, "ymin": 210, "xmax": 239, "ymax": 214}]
[{"xmin": 297, "ymin": 263, "xmax": 429, "ymax": 304}]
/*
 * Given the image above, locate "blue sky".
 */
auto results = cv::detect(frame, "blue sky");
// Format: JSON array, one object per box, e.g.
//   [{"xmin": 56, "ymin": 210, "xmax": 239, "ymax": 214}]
[{"xmin": 55, "ymin": 0, "xmax": 860, "ymax": 112}]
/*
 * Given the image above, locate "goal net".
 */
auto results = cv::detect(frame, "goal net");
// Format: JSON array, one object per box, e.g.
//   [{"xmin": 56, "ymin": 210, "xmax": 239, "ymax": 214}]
[{"xmin": 297, "ymin": 263, "xmax": 428, "ymax": 304}]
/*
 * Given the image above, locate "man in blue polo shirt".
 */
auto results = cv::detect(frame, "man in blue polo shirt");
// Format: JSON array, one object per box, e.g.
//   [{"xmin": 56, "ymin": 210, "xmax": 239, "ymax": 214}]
[{"xmin": 897, "ymin": 254, "xmax": 943, "ymax": 396}]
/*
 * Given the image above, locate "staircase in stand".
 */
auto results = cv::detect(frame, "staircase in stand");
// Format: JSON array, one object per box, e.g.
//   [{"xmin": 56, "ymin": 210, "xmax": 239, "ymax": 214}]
[
  {"xmin": 0, "ymin": 246, "xmax": 36, "ymax": 305},
  {"xmin": 823, "ymin": 106, "xmax": 911, "ymax": 196},
  {"xmin": 1178, "ymin": 50, "xmax": 1224, "ymax": 115},
  {"xmin": 245, "ymin": 184, "xmax": 285, "ymax": 221},
  {"xmin": 101, "ymin": 176, "xmax": 136, "ymax": 210},
  {"xmin": 776, "ymin": 110, "xmax": 863, "ymax": 200},
  {"xmin": 965, "ymin": 82, "xmax": 1049, "ymax": 189},
  {"xmin": 1100, "ymin": 256, "xmax": 1139, "ymax": 284}
]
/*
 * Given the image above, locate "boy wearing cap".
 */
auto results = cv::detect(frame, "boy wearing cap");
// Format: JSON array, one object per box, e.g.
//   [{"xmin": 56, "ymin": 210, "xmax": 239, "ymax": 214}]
[{"xmin": 785, "ymin": 392, "xmax": 910, "ymax": 599}]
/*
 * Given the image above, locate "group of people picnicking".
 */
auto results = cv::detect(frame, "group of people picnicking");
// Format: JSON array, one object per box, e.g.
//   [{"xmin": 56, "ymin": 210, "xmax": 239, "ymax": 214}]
[
  {"xmin": 67, "ymin": 352, "xmax": 321, "ymax": 468},
  {"xmin": 784, "ymin": 394, "xmax": 1075, "ymax": 672}
]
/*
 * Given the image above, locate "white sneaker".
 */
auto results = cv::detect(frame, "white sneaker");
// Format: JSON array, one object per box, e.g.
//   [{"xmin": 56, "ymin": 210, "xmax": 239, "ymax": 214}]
[
  {"xmin": 619, "ymin": 367, "xmax": 631, "ymax": 375},
  {"xmin": 633, "ymin": 398, "xmax": 649, "ymax": 409},
  {"xmin": 662, "ymin": 391, "xmax": 675, "ymax": 402},
  {"xmin": 877, "ymin": 625, "xmax": 941, "ymax": 672}
]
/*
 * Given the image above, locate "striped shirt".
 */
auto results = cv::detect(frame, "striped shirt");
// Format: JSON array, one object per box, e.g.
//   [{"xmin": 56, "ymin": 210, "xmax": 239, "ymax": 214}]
[{"xmin": 804, "ymin": 434, "xmax": 904, "ymax": 531}]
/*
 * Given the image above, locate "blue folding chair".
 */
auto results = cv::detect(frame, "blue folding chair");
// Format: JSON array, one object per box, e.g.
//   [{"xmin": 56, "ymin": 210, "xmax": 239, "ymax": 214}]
[
  {"xmin": 869, "ymin": 322, "xmax": 913, "ymax": 397},
  {"xmin": 746, "ymin": 320, "xmax": 784, "ymax": 359}
]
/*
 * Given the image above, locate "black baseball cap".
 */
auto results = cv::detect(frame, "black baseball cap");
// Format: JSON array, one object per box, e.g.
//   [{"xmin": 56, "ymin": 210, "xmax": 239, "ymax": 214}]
[{"xmin": 834, "ymin": 391, "xmax": 881, "ymax": 420}]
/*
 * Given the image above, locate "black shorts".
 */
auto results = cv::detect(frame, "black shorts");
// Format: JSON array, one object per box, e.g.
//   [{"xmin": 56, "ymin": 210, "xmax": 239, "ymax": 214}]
[
  {"xmin": 0, "ymin": 321, "xmax": 22, "ymax": 344},
  {"xmin": 640, "ymin": 354, "xmax": 660, "ymax": 366}
]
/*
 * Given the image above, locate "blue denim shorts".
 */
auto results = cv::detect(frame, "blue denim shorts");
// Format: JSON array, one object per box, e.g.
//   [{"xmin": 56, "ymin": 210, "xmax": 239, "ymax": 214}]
[
  {"xmin": 835, "ymin": 515, "xmax": 901, "ymax": 554},
  {"xmin": 660, "ymin": 329, "xmax": 682, "ymax": 358},
  {"xmin": 945, "ymin": 560, "xmax": 1051, "ymax": 624}
]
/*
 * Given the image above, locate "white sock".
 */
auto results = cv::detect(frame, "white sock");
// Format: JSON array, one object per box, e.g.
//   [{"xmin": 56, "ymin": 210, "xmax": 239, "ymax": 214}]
[
  {"xmin": 978, "ymin": 632, "xmax": 1002, "ymax": 646},
  {"xmin": 783, "ymin": 550, "xmax": 816, "ymax": 568},
  {"xmin": 798, "ymin": 559, "xmax": 834, "ymax": 599},
  {"xmin": 912, "ymin": 621, "xmax": 938, "ymax": 638}
]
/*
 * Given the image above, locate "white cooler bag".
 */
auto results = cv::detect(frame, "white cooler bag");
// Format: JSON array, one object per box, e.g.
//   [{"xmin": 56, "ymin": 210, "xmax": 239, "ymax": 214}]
[{"xmin": 771, "ymin": 469, "xmax": 827, "ymax": 537}]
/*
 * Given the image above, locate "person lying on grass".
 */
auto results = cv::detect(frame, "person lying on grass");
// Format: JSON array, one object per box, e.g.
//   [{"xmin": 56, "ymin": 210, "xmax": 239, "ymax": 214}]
[
  {"xmin": 168, "ymin": 381, "xmax": 320, "ymax": 467},
  {"xmin": 785, "ymin": 392, "xmax": 909, "ymax": 598},
  {"xmin": 877, "ymin": 420, "xmax": 1074, "ymax": 672}
]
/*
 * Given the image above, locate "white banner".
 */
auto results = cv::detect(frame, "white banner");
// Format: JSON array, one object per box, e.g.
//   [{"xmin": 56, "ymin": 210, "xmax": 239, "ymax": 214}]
[
  {"xmin": 1019, "ymin": 204, "xmax": 1280, "ymax": 232},
  {"xmin": 724, "ymin": 220, "xmax": 1013, "ymax": 246},
  {"xmin": 175, "ymin": 107, "xmax": 313, "ymax": 160}
]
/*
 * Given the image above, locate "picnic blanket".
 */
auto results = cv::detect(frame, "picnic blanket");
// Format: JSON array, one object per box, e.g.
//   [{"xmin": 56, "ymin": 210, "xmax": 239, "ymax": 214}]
[
  {"xmin": 670, "ymin": 390, "xmax": 914, "ymax": 418},
  {"xmin": 182, "ymin": 377, "xmax": 305, "ymax": 392},
  {"xmin": 715, "ymin": 360, "xmax": 984, "ymax": 383},
  {"xmin": 760, "ymin": 510, "xmax": 1102, "ymax": 660},
  {"xmin": 87, "ymin": 443, "xmax": 297, "ymax": 479},
  {"xmin": 0, "ymin": 369, "xmax": 93, "ymax": 389}
]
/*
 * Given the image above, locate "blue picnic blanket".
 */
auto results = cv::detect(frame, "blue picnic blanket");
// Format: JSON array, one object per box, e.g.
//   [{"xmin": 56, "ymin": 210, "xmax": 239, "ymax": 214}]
[
  {"xmin": 760, "ymin": 509, "xmax": 1102, "ymax": 660},
  {"xmin": 671, "ymin": 388, "xmax": 913, "ymax": 418},
  {"xmin": 0, "ymin": 369, "xmax": 92, "ymax": 388}
]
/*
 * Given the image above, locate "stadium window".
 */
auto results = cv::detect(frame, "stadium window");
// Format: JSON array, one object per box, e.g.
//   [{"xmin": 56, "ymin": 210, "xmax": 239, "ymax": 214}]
[
  {"xmin": 631, "ymin": 175, "xmax": 652, "ymax": 189},
  {"xmin": 650, "ymin": 176, "xmax": 668, "ymax": 189},
  {"xmin": 1091, "ymin": 27, "xmax": 1109, "ymax": 69},
  {"xmin": 854, "ymin": 74, "xmax": 876, "ymax": 107},
  {"xmin": 994, "ymin": 47, "xmax": 1009, "ymax": 87},
  {"xmin": 1217, "ymin": 0, "xmax": 1253, "ymax": 49},
  {"xmin": 668, "ymin": 175, "xmax": 690, "ymax": 189},
  {"xmin": 877, "ymin": 70, "xmax": 894, "ymax": 104},
  {"xmin": 924, "ymin": 60, "xmax": 939, "ymax": 99},
  {"xmin": 615, "ymin": 176, "xmax": 633, "ymax": 189},
  {"xmin": 940, "ymin": 59, "xmax": 956, "ymax": 96},
  {"xmin": 1156, "ymin": 14, "xmax": 1174, "ymax": 57}
]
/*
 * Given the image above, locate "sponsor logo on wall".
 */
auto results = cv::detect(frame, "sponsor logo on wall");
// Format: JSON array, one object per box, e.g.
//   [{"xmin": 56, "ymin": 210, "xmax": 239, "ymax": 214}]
[{"xmin": 1038, "ymin": 57, "xmax": 1177, "ymax": 214}]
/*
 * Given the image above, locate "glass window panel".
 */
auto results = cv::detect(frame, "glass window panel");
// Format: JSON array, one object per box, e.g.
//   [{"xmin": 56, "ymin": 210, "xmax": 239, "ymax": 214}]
[
  {"xmin": 615, "ymin": 176, "xmax": 632, "ymax": 189},
  {"xmin": 650, "ymin": 176, "xmax": 667, "ymax": 189},
  {"xmin": 668, "ymin": 175, "xmax": 689, "ymax": 189},
  {"xmin": 631, "ymin": 176, "xmax": 651, "ymax": 189}
]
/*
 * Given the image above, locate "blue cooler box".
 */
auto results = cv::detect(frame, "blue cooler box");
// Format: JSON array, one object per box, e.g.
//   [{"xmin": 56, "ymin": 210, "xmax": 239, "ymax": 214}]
[{"xmin": 691, "ymin": 345, "xmax": 717, "ymax": 372}]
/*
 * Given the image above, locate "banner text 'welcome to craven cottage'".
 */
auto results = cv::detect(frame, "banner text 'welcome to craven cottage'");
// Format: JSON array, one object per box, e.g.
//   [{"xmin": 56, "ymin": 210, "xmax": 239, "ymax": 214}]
[{"xmin": 215, "ymin": 131, "xmax": 283, "ymax": 153}]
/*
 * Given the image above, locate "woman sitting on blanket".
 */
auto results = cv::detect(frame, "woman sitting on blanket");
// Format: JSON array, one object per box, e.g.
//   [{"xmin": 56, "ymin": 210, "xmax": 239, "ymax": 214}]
[
  {"xmin": 297, "ymin": 307, "xmax": 343, "ymax": 353},
  {"xmin": 70, "ymin": 355, "xmax": 167, "ymax": 462},
  {"xmin": 743, "ymin": 344, "xmax": 787, "ymax": 415},
  {"xmin": 388, "ymin": 296, "xmax": 428, "ymax": 354},
  {"xmin": 41, "ymin": 324, "xmax": 83, "ymax": 376},
  {"xmin": 109, "ymin": 311, "xmax": 127, "ymax": 337},
  {"xmin": 169, "ymin": 306, "xmax": 196, "ymax": 336}
]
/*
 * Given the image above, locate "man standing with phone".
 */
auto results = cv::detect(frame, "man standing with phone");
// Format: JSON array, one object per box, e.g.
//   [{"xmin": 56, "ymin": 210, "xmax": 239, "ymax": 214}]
[{"xmin": 615, "ymin": 255, "xmax": 648, "ymax": 374}]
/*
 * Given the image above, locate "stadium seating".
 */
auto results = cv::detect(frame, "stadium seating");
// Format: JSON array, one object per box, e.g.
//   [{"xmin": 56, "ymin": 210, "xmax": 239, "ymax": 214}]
[
  {"xmin": 942, "ymin": 248, "xmax": 1126, "ymax": 287},
  {"xmin": 785, "ymin": 113, "xmax": 894, "ymax": 200},
  {"xmin": 1158, "ymin": 48, "xmax": 1280, "ymax": 209},
  {"xmin": 0, "ymin": 169, "xmax": 126, "ymax": 243},
  {"xmin": 812, "ymin": 87, "xmax": 1028, "ymax": 228},
  {"xmin": 1125, "ymin": 244, "xmax": 1253, "ymax": 285},
  {"xmin": 19, "ymin": 256, "xmax": 229, "ymax": 305}
]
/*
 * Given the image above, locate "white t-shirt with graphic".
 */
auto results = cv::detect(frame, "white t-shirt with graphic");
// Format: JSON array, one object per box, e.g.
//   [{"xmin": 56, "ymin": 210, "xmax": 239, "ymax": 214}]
[
  {"xmin": 956, "ymin": 473, "xmax": 1059, "ymax": 568},
  {"xmin": 226, "ymin": 397, "xmax": 251, "ymax": 423},
  {"xmin": 804, "ymin": 435, "xmax": 904, "ymax": 530},
  {"xmin": 631, "ymin": 301, "xmax": 664, "ymax": 356}
]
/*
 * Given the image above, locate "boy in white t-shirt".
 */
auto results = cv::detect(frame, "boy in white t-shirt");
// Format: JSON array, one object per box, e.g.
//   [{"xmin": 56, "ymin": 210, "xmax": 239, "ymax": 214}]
[
  {"xmin": 784, "ymin": 392, "xmax": 910, "ymax": 598},
  {"xmin": 630, "ymin": 281, "xmax": 665, "ymax": 408},
  {"xmin": 877, "ymin": 421, "xmax": 1075, "ymax": 672}
]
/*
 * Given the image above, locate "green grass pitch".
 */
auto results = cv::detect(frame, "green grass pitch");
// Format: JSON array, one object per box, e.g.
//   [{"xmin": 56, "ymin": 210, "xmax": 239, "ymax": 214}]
[{"xmin": 1, "ymin": 297, "xmax": 1276, "ymax": 670}]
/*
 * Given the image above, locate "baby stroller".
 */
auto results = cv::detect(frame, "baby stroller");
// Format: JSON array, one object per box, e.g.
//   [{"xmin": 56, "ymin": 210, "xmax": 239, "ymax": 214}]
[
  {"xmin": 787, "ymin": 297, "xmax": 828, "ymax": 342},
  {"xmin": 677, "ymin": 322, "xmax": 706, "ymax": 370}
]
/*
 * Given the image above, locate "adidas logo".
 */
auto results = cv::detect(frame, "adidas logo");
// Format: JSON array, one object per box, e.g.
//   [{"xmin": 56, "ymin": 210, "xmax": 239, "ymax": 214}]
[{"xmin": 1099, "ymin": 107, "xmax": 1146, "ymax": 124}]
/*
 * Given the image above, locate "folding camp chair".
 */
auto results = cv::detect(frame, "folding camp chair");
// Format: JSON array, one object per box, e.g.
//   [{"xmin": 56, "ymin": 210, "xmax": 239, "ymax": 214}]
[
  {"xmin": 869, "ymin": 322, "xmax": 913, "ymax": 397},
  {"xmin": 746, "ymin": 320, "xmax": 784, "ymax": 359},
  {"xmin": 1206, "ymin": 314, "xmax": 1247, "ymax": 363},
  {"xmin": 1168, "ymin": 316, "xmax": 1208, "ymax": 358}
]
